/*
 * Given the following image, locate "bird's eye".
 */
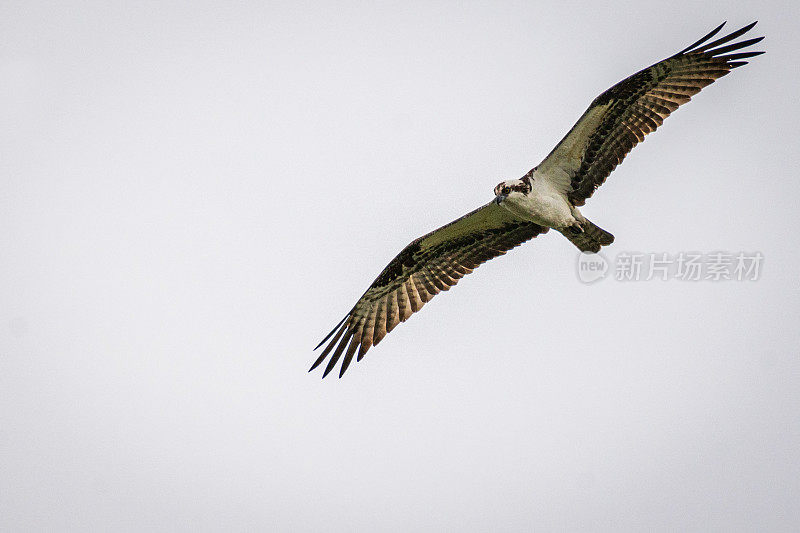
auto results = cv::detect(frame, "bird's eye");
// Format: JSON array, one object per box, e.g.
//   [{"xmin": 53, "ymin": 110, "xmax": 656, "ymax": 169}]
[{"xmin": 502, "ymin": 187, "xmax": 511, "ymax": 195}]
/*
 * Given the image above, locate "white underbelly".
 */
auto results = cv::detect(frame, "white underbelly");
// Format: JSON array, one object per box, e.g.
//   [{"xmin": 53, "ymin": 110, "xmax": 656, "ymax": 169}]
[{"xmin": 502, "ymin": 190, "xmax": 574, "ymax": 228}]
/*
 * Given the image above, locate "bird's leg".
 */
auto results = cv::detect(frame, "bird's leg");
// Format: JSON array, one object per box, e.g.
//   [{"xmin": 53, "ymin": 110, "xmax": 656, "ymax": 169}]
[
  {"xmin": 568, "ymin": 206, "xmax": 587, "ymax": 234},
  {"xmin": 568, "ymin": 221, "xmax": 584, "ymax": 235}
]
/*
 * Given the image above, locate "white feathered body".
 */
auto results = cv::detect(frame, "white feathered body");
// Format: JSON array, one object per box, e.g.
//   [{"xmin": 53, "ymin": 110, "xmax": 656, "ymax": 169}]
[{"xmin": 500, "ymin": 171, "xmax": 584, "ymax": 230}]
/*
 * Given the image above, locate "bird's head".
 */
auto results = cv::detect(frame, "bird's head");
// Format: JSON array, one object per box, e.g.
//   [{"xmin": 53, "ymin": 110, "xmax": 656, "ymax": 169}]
[{"xmin": 493, "ymin": 175, "xmax": 531, "ymax": 205}]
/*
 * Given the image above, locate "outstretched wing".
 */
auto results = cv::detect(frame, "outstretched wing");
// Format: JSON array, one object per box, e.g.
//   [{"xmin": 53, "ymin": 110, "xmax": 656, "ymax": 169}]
[
  {"xmin": 536, "ymin": 21, "xmax": 764, "ymax": 206},
  {"xmin": 311, "ymin": 202, "xmax": 547, "ymax": 378}
]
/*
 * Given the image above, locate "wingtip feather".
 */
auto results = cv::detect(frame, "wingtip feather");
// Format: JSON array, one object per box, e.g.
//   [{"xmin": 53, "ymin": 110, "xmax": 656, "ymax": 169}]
[
  {"xmin": 321, "ymin": 328, "xmax": 354, "ymax": 379},
  {"xmin": 679, "ymin": 21, "xmax": 763, "ymax": 58},
  {"xmin": 705, "ymin": 36, "xmax": 765, "ymax": 58},
  {"xmin": 692, "ymin": 22, "xmax": 761, "ymax": 55},
  {"xmin": 678, "ymin": 21, "xmax": 726, "ymax": 55},
  {"xmin": 308, "ymin": 352, "xmax": 327, "ymax": 372},
  {"xmin": 314, "ymin": 315, "xmax": 348, "ymax": 350},
  {"xmin": 310, "ymin": 320, "xmax": 349, "ymax": 374}
]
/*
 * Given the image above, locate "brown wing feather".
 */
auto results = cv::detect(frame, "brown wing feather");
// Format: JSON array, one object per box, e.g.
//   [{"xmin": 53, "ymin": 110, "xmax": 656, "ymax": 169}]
[
  {"xmin": 311, "ymin": 202, "xmax": 548, "ymax": 378},
  {"xmin": 536, "ymin": 22, "xmax": 764, "ymax": 206}
]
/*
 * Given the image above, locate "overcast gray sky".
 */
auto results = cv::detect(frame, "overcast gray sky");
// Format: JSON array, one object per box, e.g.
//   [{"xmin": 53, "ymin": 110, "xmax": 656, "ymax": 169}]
[{"xmin": 2, "ymin": 1, "xmax": 799, "ymax": 531}]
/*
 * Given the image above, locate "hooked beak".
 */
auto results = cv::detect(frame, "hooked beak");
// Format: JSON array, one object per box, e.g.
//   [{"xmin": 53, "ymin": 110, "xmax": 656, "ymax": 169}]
[{"xmin": 494, "ymin": 194, "xmax": 507, "ymax": 205}]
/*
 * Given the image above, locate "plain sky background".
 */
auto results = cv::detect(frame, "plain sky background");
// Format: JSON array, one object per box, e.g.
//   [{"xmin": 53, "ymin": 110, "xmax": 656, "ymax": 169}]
[{"xmin": 2, "ymin": 1, "xmax": 799, "ymax": 531}]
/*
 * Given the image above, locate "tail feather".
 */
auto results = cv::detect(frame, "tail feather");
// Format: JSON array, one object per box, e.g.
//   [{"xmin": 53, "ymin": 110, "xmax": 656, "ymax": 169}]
[{"xmin": 560, "ymin": 219, "xmax": 614, "ymax": 253}]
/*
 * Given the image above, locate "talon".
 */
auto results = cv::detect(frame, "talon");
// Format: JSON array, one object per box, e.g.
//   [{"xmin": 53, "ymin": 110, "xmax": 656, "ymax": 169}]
[{"xmin": 568, "ymin": 223, "xmax": 583, "ymax": 235}]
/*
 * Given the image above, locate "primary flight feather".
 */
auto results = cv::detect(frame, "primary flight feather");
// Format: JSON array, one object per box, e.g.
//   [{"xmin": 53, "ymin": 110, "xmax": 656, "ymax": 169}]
[{"xmin": 312, "ymin": 21, "xmax": 764, "ymax": 378}]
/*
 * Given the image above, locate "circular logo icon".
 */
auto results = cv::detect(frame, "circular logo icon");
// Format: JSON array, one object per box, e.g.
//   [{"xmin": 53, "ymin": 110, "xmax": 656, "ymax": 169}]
[{"xmin": 577, "ymin": 252, "xmax": 609, "ymax": 284}]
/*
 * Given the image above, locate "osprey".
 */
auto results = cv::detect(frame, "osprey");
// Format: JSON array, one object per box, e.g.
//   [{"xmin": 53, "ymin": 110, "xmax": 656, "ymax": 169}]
[{"xmin": 312, "ymin": 22, "xmax": 764, "ymax": 378}]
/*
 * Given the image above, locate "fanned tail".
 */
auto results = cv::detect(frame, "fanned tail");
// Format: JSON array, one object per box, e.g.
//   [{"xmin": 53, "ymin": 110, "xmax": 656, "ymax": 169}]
[{"xmin": 560, "ymin": 219, "xmax": 614, "ymax": 253}]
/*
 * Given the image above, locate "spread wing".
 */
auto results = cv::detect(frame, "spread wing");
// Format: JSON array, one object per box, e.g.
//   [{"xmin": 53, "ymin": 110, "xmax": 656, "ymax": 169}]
[
  {"xmin": 311, "ymin": 202, "xmax": 548, "ymax": 378},
  {"xmin": 536, "ymin": 21, "xmax": 764, "ymax": 206}
]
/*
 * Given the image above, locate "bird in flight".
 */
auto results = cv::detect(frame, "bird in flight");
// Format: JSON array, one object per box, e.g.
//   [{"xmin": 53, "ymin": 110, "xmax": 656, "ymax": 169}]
[{"xmin": 311, "ymin": 22, "xmax": 764, "ymax": 378}]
